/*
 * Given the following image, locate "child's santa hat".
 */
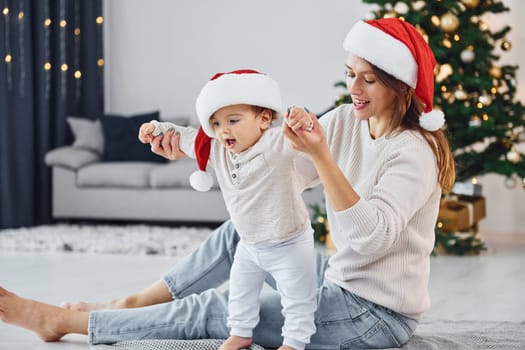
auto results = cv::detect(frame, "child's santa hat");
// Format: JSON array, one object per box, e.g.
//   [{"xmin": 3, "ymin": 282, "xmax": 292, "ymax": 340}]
[
  {"xmin": 189, "ymin": 69, "xmax": 283, "ymax": 191},
  {"xmin": 343, "ymin": 18, "xmax": 445, "ymax": 131}
]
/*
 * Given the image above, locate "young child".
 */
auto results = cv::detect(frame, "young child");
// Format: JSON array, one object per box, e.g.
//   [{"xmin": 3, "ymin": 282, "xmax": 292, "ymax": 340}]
[{"xmin": 139, "ymin": 69, "xmax": 317, "ymax": 350}]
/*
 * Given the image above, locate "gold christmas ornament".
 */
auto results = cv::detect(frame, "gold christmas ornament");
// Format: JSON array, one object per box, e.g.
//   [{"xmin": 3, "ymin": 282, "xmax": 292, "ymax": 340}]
[
  {"xmin": 435, "ymin": 63, "xmax": 453, "ymax": 82},
  {"xmin": 431, "ymin": 15, "xmax": 441, "ymax": 27},
  {"xmin": 383, "ymin": 10, "xmax": 397, "ymax": 18},
  {"xmin": 489, "ymin": 65, "xmax": 502, "ymax": 78},
  {"xmin": 479, "ymin": 20, "xmax": 489, "ymax": 31},
  {"xmin": 501, "ymin": 40, "xmax": 512, "ymax": 51},
  {"xmin": 440, "ymin": 12, "xmax": 459, "ymax": 32},
  {"xmin": 462, "ymin": 0, "xmax": 480, "ymax": 8},
  {"xmin": 442, "ymin": 38, "xmax": 452, "ymax": 48}
]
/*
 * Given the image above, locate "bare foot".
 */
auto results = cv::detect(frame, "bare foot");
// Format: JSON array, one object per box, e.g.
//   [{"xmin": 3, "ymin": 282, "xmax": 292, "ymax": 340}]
[
  {"xmin": 0, "ymin": 287, "xmax": 88, "ymax": 341},
  {"xmin": 219, "ymin": 335, "xmax": 253, "ymax": 350},
  {"xmin": 277, "ymin": 346, "xmax": 296, "ymax": 350}
]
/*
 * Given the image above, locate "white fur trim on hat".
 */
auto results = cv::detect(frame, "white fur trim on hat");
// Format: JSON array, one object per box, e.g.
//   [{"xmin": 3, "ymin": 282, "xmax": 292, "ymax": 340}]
[
  {"xmin": 195, "ymin": 72, "xmax": 283, "ymax": 137},
  {"xmin": 343, "ymin": 20, "xmax": 418, "ymax": 88},
  {"xmin": 190, "ymin": 170, "xmax": 214, "ymax": 192},
  {"xmin": 420, "ymin": 110, "xmax": 445, "ymax": 131}
]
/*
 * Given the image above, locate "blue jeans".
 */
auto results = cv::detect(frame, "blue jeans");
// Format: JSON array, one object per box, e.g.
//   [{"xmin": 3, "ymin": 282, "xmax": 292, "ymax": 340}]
[{"xmin": 88, "ymin": 220, "xmax": 418, "ymax": 349}]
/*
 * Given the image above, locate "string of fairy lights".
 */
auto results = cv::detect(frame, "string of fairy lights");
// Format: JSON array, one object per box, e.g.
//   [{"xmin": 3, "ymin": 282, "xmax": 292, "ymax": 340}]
[{"xmin": 2, "ymin": 0, "xmax": 104, "ymax": 100}]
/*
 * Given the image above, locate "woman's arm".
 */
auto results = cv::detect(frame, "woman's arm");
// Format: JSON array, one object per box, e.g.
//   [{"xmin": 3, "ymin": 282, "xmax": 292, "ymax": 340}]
[{"xmin": 283, "ymin": 110, "xmax": 360, "ymax": 212}]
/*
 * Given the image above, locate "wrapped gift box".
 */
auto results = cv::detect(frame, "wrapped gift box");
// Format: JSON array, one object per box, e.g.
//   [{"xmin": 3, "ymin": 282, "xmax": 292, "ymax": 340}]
[{"xmin": 438, "ymin": 195, "xmax": 486, "ymax": 232}]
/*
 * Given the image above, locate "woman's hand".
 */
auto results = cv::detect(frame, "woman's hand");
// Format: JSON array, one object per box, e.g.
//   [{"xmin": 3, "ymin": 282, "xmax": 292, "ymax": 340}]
[
  {"xmin": 150, "ymin": 129, "xmax": 187, "ymax": 160},
  {"xmin": 285, "ymin": 106, "xmax": 314, "ymax": 132},
  {"xmin": 283, "ymin": 107, "xmax": 329, "ymax": 159}
]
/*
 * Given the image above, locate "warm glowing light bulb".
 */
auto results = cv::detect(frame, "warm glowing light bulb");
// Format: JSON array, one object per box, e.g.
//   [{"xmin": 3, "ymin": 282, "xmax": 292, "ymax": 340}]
[
  {"xmin": 96, "ymin": 16, "xmax": 104, "ymax": 24},
  {"xmin": 471, "ymin": 177, "xmax": 478, "ymax": 185},
  {"xmin": 74, "ymin": 28, "xmax": 81, "ymax": 35},
  {"xmin": 97, "ymin": 58, "xmax": 105, "ymax": 66},
  {"xmin": 74, "ymin": 70, "xmax": 82, "ymax": 79},
  {"xmin": 18, "ymin": 11, "xmax": 24, "ymax": 20},
  {"xmin": 60, "ymin": 20, "xmax": 67, "ymax": 27},
  {"xmin": 61, "ymin": 64, "xmax": 68, "ymax": 72},
  {"xmin": 2, "ymin": 7, "xmax": 9, "ymax": 16},
  {"xmin": 5, "ymin": 54, "xmax": 12, "ymax": 63},
  {"xmin": 44, "ymin": 62, "xmax": 52, "ymax": 71},
  {"xmin": 44, "ymin": 18, "xmax": 51, "ymax": 26}
]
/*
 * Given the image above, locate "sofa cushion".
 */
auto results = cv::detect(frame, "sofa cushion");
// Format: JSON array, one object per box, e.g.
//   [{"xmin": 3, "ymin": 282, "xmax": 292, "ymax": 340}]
[
  {"xmin": 150, "ymin": 158, "xmax": 218, "ymax": 189},
  {"xmin": 45, "ymin": 146, "xmax": 101, "ymax": 170},
  {"xmin": 77, "ymin": 162, "xmax": 158, "ymax": 188},
  {"xmin": 149, "ymin": 158, "xmax": 198, "ymax": 189},
  {"xmin": 67, "ymin": 117, "xmax": 104, "ymax": 154},
  {"xmin": 101, "ymin": 111, "xmax": 167, "ymax": 163}
]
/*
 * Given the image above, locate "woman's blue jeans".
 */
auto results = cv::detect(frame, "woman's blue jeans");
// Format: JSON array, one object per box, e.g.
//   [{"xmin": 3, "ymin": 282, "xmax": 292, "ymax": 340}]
[{"xmin": 88, "ymin": 220, "xmax": 418, "ymax": 349}]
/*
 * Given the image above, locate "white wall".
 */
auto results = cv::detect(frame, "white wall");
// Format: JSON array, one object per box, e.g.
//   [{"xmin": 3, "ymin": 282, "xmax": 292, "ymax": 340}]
[{"xmin": 103, "ymin": 0, "xmax": 525, "ymax": 235}]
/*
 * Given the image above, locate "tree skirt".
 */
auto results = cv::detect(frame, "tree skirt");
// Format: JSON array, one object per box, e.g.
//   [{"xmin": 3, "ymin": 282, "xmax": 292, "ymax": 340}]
[{"xmin": 0, "ymin": 224, "xmax": 212, "ymax": 256}]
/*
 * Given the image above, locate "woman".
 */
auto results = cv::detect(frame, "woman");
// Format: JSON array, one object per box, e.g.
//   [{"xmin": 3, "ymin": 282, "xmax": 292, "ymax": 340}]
[{"xmin": 0, "ymin": 18, "xmax": 455, "ymax": 349}]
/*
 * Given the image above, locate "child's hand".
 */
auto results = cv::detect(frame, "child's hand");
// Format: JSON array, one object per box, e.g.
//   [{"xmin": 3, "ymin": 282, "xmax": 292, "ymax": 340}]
[
  {"xmin": 285, "ymin": 105, "xmax": 314, "ymax": 133},
  {"xmin": 138, "ymin": 123, "xmax": 156, "ymax": 143}
]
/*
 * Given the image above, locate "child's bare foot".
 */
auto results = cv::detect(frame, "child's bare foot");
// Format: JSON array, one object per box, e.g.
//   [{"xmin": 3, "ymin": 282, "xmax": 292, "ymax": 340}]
[
  {"xmin": 0, "ymin": 287, "xmax": 84, "ymax": 341},
  {"xmin": 219, "ymin": 335, "xmax": 252, "ymax": 350},
  {"xmin": 277, "ymin": 346, "xmax": 296, "ymax": 350}
]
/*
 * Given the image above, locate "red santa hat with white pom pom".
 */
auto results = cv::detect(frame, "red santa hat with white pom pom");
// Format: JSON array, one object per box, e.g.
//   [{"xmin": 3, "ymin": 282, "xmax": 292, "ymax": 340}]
[
  {"xmin": 343, "ymin": 18, "xmax": 445, "ymax": 131},
  {"xmin": 189, "ymin": 69, "xmax": 283, "ymax": 192}
]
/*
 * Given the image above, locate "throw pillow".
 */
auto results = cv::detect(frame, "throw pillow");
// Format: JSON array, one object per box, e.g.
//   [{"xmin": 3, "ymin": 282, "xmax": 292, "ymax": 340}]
[
  {"xmin": 67, "ymin": 117, "xmax": 104, "ymax": 154},
  {"xmin": 101, "ymin": 111, "xmax": 167, "ymax": 163}
]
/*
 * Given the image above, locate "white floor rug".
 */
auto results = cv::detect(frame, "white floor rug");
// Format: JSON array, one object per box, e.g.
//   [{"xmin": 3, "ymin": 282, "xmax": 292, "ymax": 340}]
[{"xmin": 0, "ymin": 224, "xmax": 212, "ymax": 256}]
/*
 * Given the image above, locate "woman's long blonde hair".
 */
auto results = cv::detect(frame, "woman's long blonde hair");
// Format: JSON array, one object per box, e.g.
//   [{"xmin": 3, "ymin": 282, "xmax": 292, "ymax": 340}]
[{"xmin": 372, "ymin": 66, "xmax": 456, "ymax": 193}]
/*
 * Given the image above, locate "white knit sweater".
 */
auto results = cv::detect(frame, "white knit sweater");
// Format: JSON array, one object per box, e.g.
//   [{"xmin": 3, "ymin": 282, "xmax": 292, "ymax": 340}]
[
  {"xmin": 299, "ymin": 104, "xmax": 441, "ymax": 320},
  {"xmin": 158, "ymin": 122, "xmax": 312, "ymax": 243}
]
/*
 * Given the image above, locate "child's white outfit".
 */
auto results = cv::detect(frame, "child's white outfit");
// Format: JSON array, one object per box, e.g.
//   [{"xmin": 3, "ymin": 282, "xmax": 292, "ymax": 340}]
[{"xmin": 153, "ymin": 121, "xmax": 317, "ymax": 350}]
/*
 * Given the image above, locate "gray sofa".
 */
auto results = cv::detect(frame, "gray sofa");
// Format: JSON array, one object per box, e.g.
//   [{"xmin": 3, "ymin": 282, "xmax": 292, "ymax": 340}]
[{"xmin": 44, "ymin": 146, "xmax": 325, "ymax": 224}]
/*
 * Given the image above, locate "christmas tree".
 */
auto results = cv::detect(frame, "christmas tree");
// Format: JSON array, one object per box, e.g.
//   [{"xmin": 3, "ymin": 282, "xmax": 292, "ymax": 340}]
[
  {"xmin": 335, "ymin": 0, "xmax": 525, "ymax": 186},
  {"xmin": 321, "ymin": 0, "xmax": 525, "ymax": 255}
]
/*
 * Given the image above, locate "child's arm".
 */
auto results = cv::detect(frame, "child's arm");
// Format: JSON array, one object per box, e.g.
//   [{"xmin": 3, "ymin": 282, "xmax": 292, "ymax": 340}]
[{"xmin": 139, "ymin": 120, "xmax": 198, "ymax": 158}]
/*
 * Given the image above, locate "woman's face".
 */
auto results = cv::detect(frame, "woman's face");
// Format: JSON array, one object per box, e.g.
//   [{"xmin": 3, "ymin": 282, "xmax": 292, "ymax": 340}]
[{"xmin": 345, "ymin": 54, "xmax": 396, "ymax": 124}]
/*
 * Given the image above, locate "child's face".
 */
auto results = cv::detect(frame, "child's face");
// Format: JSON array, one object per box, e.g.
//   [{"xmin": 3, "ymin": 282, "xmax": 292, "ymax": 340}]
[{"xmin": 210, "ymin": 104, "xmax": 272, "ymax": 154}]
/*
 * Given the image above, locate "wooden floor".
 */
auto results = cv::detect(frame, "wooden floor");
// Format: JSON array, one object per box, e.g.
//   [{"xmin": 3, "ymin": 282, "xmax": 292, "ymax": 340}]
[{"xmin": 0, "ymin": 233, "xmax": 524, "ymax": 349}]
